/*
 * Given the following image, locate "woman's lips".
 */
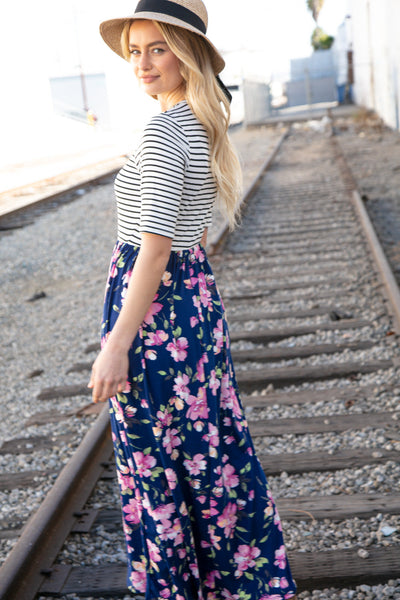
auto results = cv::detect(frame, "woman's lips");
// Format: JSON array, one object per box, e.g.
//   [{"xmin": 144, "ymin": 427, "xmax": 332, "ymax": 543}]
[{"xmin": 141, "ymin": 76, "xmax": 158, "ymax": 83}]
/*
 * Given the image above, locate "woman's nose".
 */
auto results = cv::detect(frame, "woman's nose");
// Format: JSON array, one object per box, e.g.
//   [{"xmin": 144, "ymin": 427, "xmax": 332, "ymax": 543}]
[{"xmin": 138, "ymin": 51, "xmax": 151, "ymax": 70}]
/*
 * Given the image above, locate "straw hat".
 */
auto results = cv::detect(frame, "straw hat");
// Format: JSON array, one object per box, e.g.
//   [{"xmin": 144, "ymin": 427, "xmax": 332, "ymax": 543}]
[{"xmin": 99, "ymin": 0, "xmax": 225, "ymax": 74}]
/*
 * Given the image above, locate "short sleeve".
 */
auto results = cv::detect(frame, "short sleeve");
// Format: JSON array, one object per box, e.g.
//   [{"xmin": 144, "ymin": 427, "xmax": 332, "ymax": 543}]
[{"xmin": 136, "ymin": 114, "xmax": 189, "ymax": 239}]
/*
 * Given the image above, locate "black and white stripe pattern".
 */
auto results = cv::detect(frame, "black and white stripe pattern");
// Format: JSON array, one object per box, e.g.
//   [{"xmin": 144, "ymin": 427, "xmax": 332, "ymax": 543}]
[{"xmin": 114, "ymin": 101, "xmax": 217, "ymax": 251}]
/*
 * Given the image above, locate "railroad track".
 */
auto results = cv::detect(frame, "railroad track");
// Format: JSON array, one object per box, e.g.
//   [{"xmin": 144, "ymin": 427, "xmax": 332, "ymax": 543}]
[{"xmin": 1, "ymin": 117, "xmax": 400, "ymax": 599}]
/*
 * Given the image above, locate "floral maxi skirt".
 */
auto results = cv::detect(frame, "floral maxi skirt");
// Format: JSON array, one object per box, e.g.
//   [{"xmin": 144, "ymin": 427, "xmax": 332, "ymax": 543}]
[{"xmin": 102, "ymin": 241, "xmax": 297, "ymax": 600}]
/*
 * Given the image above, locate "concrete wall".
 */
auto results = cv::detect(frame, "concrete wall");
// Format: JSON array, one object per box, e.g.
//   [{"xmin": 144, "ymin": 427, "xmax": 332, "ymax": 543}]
[{"xmin": 350, "ymin": 0, "xmax": 400, "ymax": 130}]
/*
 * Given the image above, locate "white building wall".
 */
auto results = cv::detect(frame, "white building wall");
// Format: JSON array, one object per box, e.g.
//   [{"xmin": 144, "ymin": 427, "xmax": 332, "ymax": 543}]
[{"xmin": 350, "ymin": 0, "xmax": 400, "ymax": 130}]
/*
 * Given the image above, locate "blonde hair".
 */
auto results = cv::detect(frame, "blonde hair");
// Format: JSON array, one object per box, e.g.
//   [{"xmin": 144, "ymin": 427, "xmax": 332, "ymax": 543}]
[{"xmin": 121, "ymin": 21, "xmax": 242, "ymax": 229}]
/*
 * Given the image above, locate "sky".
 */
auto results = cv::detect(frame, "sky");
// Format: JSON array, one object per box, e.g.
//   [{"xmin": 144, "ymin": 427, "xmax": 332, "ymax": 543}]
[{"xmin": 0, "ymin": 0, "xmax": 349, "ymax": 172}]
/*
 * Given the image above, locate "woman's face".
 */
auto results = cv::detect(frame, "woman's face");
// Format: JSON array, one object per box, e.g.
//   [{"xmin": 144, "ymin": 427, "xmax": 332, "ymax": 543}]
[{"xmin": 129, "ymin": 20, "xmax": 185, "ymax": 109}]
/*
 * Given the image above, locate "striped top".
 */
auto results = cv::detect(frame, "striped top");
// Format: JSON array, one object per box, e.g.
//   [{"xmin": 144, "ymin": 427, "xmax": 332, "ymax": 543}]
[{"xmin": 114, "ymin": 101, "xmax": 217, "ymax": 251}]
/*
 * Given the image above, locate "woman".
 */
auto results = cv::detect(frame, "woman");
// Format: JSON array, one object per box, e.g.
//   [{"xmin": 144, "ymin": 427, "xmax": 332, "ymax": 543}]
[{"xmin": 89, "ymin": 1, "xmax": 297, "ymax": 598}]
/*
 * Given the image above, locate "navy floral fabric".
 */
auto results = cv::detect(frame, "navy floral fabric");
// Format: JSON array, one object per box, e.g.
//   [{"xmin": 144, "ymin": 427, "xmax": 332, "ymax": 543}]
[{"xmin": 102, "ymin": 241, "xmax": 297, "ymax": 600}]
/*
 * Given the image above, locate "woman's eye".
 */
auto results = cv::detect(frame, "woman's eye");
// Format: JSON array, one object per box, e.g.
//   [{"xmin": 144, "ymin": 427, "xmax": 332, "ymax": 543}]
[
  {"xmin": 152, "ymin": 48, "xmax": 164, "ymax": 54},
  {"xmin": 129, "ymin": 49, "xmax": 140, "ymax": 55}
]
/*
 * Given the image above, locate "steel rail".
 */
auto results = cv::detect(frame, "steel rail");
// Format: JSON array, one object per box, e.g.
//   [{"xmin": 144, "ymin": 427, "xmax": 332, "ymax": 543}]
[
  {"xmin": 0, "ymin": 406, "xmax": 112, "ymax": 600},
  {"xmin": 330, "ymin": 133, "xmax": 400, "ymax": 336}
]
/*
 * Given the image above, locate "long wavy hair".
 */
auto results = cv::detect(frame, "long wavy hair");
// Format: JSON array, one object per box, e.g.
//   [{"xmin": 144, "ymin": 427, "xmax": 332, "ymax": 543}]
[{"xmin": 121, "ymin": 20, "xmax": 242, "ymax": 229}]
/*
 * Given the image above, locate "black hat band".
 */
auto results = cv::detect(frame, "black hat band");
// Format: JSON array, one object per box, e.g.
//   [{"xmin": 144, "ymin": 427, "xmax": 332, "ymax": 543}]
[{"xmin": 135, "ymin": 0, "xmax": 207, "ymax": 34}]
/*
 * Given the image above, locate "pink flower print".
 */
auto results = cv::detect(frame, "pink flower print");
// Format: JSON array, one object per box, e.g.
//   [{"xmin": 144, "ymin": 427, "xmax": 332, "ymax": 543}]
[
  {"xmin": 165, "ymin": 467, "xmax": 177, "ymax": 490},
  {"xmin": 179, "ymin": 501, "xmax": 188, "ymax": 516},
  {"xmin": 193, "ymin": 245, "xmax": 205, "ymax": 262},
  {"xmin": 145, "ymin": 349, "xmax": 157, "ymax": 360},
  {"xmin": 233, "ymin": 544, "xmax": 261, "ymax": 576},
  {"xmin": 213, "ymin": 319, "xmax": 224, "ymax": 354},
  {"xmin": 189, "ymin": 562, "xmax": 199, "ymax": 578},
  {"xmin": 123, "ymin": 520, "xmax": 133, "ymax": 536},
  {"xmin": 205, "ymin": 570, "xmax": 221, "ymax": 590},
  {"xmin": 196, "ymin": 353, "xmax": 209, "ymax": 383},
  {"xmin": 147, "ymin": 539, "xmax": 162, "ymax": 570},
  {"xmin": 201, "ymin": 524, "xmax": 222, "ymax": 550},
  {"xmin": 109, "ymin": 263, "xmax": 119, "ymax": 279},
  {"xmin": 274, "ymin": 508, "xmax": 283, "ymax": 531},
  {"xmin": 192, "ymin": 294, "xmax": 204, "ymax": 321},
  {"xmin": 167, "ymin": 337, "xmax": 189, "ymax": 362},
  {"xmin": 117, "ymin": 471, "xmax": 135, "ymax": 492},
  {"xmin": 173, "ymin": 374, "xmax": 190, "ymax": 400},
  {"xmin": 209, "ymin": 370, "xmax": 221, "ymax": 396},
  {"xmin": 160, "ymin": 590, "xmax": 171, "ymax": 599},
  {"xmin": 220, "ymin": 374, "xmax": 231, "ymax": 407},
  {"xmin": 129, "ymin": 569, "xmax": 147, "ymax": 593},
  {"xmin": 202, "ymin": 423, "xmax": 219, "ymax": 447},
  {"xmin": 183, "ymin": 453, "xmax": 207, "ymax": 476},
  {"xmin": 145, "ymin": 330, "xmax": 169, "ymax": 346},
  {"xmin": 183, "ymin": 276, "xmax": 195, "ymax": 290},
  {"xmin": 281, "ymin": 577, "xmax": 289, "ymax": 589},
  {"xmin": 220, "ymin": 463, "xmax": 239, "ymax": 491},
  {"xmin": 191, "ymin": 420, "xmax": 202, "ymax": 432},
  {"xmin": 151, "ymin": 502, "xmax": 176, "ymax": 522},
  {"xmin": 171, "ymin": 517, "xmax": 184, "ymax": 546},
  {"xmin": 169, "ymin": 395, "xmax": 184, "ymax": 410},
  {"xmin": 269, "ymin": 577, "xmax": 281, "ymax": 588},
  {"xmin": 274, "ymin": 545, "xmax": 287, "ymax": 570},
  {"xmin": 196, "ymin": 272, "xmax": 212, "ymax": 308},
  {"xmin": 133, "ymin": 451, "xmax": 157, "ymax": 477},
  {"xmin": 190, "ymin": 316, "xmax": 199, "ymax": 327},
  {"xmin": 162, "ymin": 428, "xmax": 182, "ymax": 455},
  {"xmin": 143, "ymin": 301, "xmax": 163, "ymax": 326},
  {"xmin": 171, "ymin": 448, "xmax": 180, "ymax": 460},
  {"xmin": 161, "ymin": 271, "xmax": 173, "ymax": 287},
  {"xmin": 221, "ymin": 589, "xmax": 240, "ymax": 600},
  {"xmin": 264, "ymin": 501, "xmax": 274, "ymax": 518},
  {"xmin": 156, "ymin": 409, "xmax": 173, "ymax": 428},
  {"xmin": 122, "ymin": 269, "xmax": 132, "ymax": 286},
  {"xmin": 197, "ymin": 495, "xmax": 206, "ymax": 504},
  {"xmin": 202, "ymin": 498, "xmax": 219, "ymax": 519},
  {"xmin": 156, "ymin": 518, "xmax": 173, "ymax": 541},
  {"xmin": 186, "ymin": 387, "xmax": 210, "ymax": 421},
  {"xmin": 125, "ymin": 406, "xmax": 138, "ymax": 420},
  {"xmin": 110, "ymin": 398, "xmax": 125, "ymax": 423},
  {"xmin": 217, "ymin": 502, "xmax": 238, "ymax": 538},
  {"xmin": 120, "ymin": 284, "xmax": 128, "ymax": 306},
  {"xmin": 122, "ymin": 490, "xmax": 143, "ymax": 524},
  {"xmin": 189, "ymin": 478, "xmax": 201, "ymax": 490},
  {"xmin": 202, "ymin": 423, "xmax": 219, "ymax": 458},
  {"xmin": 221, "ymin": 379, "xmax": 243, "ymax": 420}
]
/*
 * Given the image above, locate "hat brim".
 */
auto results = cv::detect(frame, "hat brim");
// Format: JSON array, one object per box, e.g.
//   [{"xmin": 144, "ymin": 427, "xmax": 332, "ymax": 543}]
[{"xmin": 99, "ymin": 13, "xmax": 225, "ymax": 74}]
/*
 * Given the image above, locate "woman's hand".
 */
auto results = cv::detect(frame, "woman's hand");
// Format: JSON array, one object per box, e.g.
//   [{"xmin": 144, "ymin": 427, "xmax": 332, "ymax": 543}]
[{"xmin": 88, "ymin": 343, "xmax": 129, "ymax": 403}]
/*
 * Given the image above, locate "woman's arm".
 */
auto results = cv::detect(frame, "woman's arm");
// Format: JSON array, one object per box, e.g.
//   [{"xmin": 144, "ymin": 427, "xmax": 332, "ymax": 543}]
[{"xmin": 88, "ymin": 232, "xmax": 172, "ymax": 403}]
